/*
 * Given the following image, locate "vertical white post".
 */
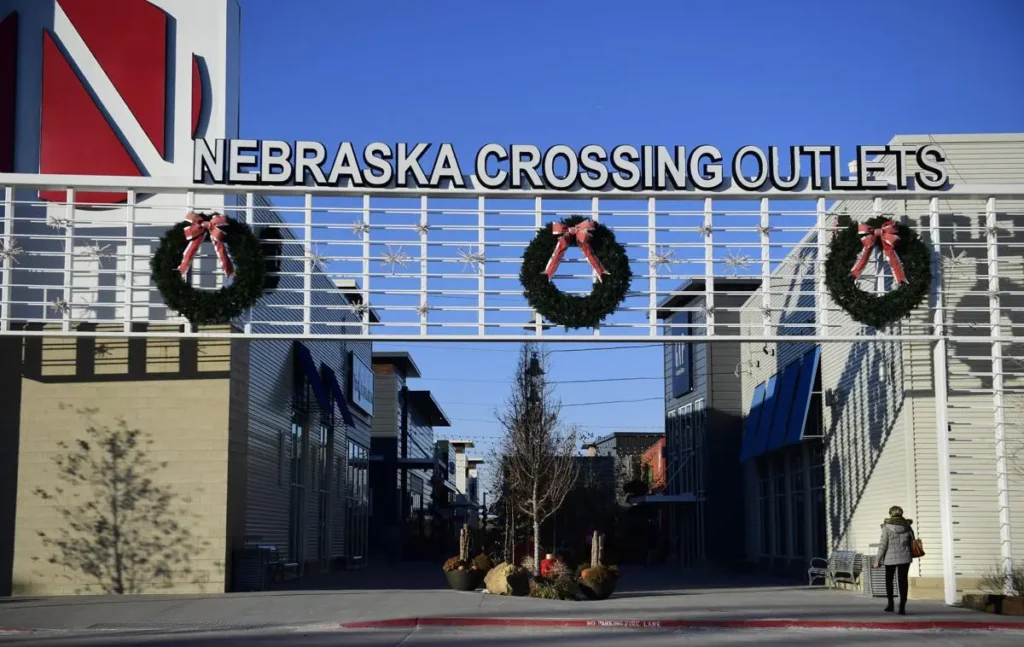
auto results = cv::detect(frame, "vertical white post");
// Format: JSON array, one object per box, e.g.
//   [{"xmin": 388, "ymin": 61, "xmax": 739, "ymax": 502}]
[
  {"xmin": 703, "ymin": 198, "xmax": 715, "ymax": 335},
  {"xmin": 929, "ymin": 197, "xmax": 957, "ymax": 606},
  {"xmin": 815, "ymin": 198, "xmax": 829, "ymax": 338},
  {"xmin": 244, "ymin": 192, "xmax": 254, "ymax": 336},
  {"xmin": 987, "ymin": 197, "xmax": 1014, "ymax": 594},
  {"xmin": 1, "ymin": 186, "xmax": 14, "ymax": 332},
  {"xmin": 361, "ymin": 194, "xmax": 371, "ymax": 336},
  {"xmin": 873, "ymin": 198, "xmax": 885, "ymax": 297},
  {"xmin": 183, "ymin": 190, "xmax": 194, "ymax": 334},
  {"xmin": 533, "ymin": 196, "xmax": 543, "ymax": 336},
  {"xmin": 592, "ymin": 196, "xmax": 601, "ymax": 336},
  {"xmin": 62, "ymin": 188, "xmax": 75, "ymax": 332},
  {"xmin": 122, "ymin": 190, "xmax": 136, "ymax": 333},
  {"xmin": 760, "ymin": 197, "xmax": 771, "ymax": 338},
  {"xmin": 419, "ymin": 195, "xmax": 428, "ymax": 336},
  {"xmin": 648, "ymin": 197, "xmax": 657, "ymax": 336},
  {"xmin": 477, "ymin": 196, "xmax": 486, "ymax": 336},
  {"xmin": 303, "ymin": 192, "xmax": 313, "ymax": 337}
]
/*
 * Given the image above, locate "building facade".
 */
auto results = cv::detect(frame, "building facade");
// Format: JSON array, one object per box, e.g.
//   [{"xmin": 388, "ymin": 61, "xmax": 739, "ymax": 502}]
[
  {"xmin": 657, "ymin": 279, "xmax": 762, "ymax": 569},
  {"xmin": 735, "ymin": 133, "xmax": 1024, "ymax": 598}
]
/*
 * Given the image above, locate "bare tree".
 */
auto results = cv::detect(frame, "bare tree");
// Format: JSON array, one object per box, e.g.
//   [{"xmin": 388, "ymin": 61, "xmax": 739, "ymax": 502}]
[
  {"xmin": 33, "ymin": 406, "xmax": 208, "ymax": 594},
  {"xmin": 496, "ymin": 343, "xmax": 580, "ymax": 574}
]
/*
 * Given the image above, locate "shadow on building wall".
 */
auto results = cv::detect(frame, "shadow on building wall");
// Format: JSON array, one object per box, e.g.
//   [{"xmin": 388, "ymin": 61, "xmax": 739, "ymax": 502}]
[{"xmin": 29, "ymin": 405, "xmax": 216, "ymax": 594}]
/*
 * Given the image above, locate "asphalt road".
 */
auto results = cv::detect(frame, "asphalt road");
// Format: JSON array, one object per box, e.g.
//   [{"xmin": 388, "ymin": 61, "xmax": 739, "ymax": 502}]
[{"xmin": 3, "ymin": 627, "xmax": 1024, "ymax": 647}]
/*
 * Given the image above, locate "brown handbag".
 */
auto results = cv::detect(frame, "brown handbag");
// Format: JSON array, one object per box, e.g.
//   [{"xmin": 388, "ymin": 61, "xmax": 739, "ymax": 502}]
[{"xmin": 911, "ymin": 538, "xmax": 925, "ymax": 558}]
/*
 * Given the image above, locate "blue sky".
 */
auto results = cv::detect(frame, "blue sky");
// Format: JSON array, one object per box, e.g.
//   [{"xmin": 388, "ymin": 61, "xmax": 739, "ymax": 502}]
[{"xmin": 237, "ymin": 0, "xmax": 1024, "ymax": 483}]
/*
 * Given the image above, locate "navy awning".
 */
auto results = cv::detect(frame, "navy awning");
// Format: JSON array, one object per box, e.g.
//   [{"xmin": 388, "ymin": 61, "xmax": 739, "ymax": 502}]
[
  {"xmin": 752, "ymin": 374, "xmax": 780, "ymax": 457},
  {"xmin": 765, "ymin": 358, "xmax": 802, "ymax": 452},
  {"xmin": 295, "ymin": 342, "xmax": 330, "ymax": 412},
  {"xmin": 321, "ymin": 364, "xmax": 356, "ymax": 427},
  {"xmin": 739, "ymin": 382, "xmax": 767, "ymax": 461},
  {"xmin": 783, "ymin": 346, "xmax": 821, "ymax": 446}
]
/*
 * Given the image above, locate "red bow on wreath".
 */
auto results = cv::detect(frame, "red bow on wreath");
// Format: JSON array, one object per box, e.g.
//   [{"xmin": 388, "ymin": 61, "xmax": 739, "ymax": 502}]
[
  {"xmin": 177, "ymin": 212, "xmax": 234, "ymax": 279},
  {"xmin": 849, "ymin": 220, "xmax": 907, "ymax": 285},
  {"xmin": 543, "ymin": 219, "xmax": 609, "ymax": 282}
]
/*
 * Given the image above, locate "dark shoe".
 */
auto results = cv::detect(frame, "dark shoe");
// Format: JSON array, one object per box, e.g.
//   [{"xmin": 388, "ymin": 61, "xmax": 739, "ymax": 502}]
[
  {"xmin": 884, "ymin": 604, "xmax": 894, "ymax": 613},
  {"xmin": 898, "ymin": 606, "xmax": 906, "ymax": 616}
]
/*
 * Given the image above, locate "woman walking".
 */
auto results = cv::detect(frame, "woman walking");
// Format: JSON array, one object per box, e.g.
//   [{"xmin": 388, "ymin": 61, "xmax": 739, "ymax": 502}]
[{"xmin": 874, "ymin": 506, "xmax": 916, "ymax": 615}]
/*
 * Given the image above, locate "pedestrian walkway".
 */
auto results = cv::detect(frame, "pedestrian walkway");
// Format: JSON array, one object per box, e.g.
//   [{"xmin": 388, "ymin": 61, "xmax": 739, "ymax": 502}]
[{"xmin": 0, "ymin": 563, "xmax": 1021, "ymax": 634}]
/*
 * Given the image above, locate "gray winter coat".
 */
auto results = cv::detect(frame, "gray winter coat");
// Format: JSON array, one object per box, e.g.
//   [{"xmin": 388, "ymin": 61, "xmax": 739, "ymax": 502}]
[{"xmin": 876, "ymin": 522, "xmax": 914, "ymax": 566}]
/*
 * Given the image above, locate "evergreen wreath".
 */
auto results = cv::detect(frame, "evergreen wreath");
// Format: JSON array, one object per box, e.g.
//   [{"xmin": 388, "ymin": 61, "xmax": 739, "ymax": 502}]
[
  {"xmin": 151, "ymin": 213, "xmax": 267, "ymax": 326},
  {"xmin": 824, "ymin": 215, "xmax": 931, "ymax": 329},
  {"xmin": 520, "ymin": 215, "xmax": 632, "ymax": 329}
]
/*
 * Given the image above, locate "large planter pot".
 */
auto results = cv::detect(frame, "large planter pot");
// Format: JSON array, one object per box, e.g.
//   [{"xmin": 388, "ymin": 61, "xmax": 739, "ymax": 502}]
[
  {"xmin": 444, "ymin": 568, "xmax": 484, "ymax": 591},
  {"xmin": 578, "ymin": 576, "xmax": 617, "ymax": 601},
  {"xmin": 962, "ymin": 594, "xmax": 1024, "ymax": 616}
]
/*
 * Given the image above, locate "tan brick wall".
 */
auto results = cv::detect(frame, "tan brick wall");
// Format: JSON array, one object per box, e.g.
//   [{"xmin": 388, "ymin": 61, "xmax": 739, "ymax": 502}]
[{"xmin": 11, "ymin": 330, "xmax": 235, "ymax": 595}]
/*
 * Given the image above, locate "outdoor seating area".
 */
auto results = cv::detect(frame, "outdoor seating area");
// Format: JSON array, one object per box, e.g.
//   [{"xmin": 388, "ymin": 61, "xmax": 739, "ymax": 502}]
[{"xmin": 807, "ymin": 550, "xmax": 863, "ymax": 589}]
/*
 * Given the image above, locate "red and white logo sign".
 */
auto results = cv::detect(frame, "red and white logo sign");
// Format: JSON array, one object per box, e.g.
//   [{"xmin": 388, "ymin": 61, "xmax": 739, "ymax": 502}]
[{"xmin": 1, "ymin": 0, "xmax": 209, "ymax": 204}]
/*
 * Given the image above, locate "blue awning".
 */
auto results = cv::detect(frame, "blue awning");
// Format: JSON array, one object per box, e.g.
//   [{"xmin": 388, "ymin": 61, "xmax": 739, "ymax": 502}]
[
  {"xmin": 783, "ymin": 346, "xmax": 821, "ymax": 446},
  {"xmin": 321, "ymin": 364, "xmax": 356, "ymax": 427},
  {"xmin": 739, "ymin": 382, "xmax": 767, "ymax": 461},
  {"xmin": 295, "ymin": 342, "xmax": 330, "ymax": 412},
  {"xmin": 765, "ymin": 358, "xmax": 802, "ymax": 452},
  {"xmin": 752, "ymin": 374, "xmax": 780, "ymax": 456}
]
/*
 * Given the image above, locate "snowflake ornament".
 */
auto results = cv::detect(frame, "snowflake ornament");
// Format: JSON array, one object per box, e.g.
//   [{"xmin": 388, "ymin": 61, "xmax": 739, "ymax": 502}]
[
  {"xmin": 415, "ymin": 222, "xmax": 430, "ymax": 236},
  {"xmin": 47, "ymin": 214, "xmax": 73, "ymax": 230},
  {"xmin": 723, "ymin": 251, "xmax": 752, "ymax": 276},
  {"xmin": 380, "ymin": 246, "xmax": 412, "ymax": 274},
  {"xmin": 943, "ymin": 250, "xmax": 970, "ymax": 269},
  {"xmin": 648, "ymin": 246, "xmax": 677, "ymax": 274},
  {"xmin": 456, "ymin": 247, "xmax": 486, "ymax": 274},
  {"xmin": 49, "ymin": 297, "xmax": 70, "ymax": 315},
  {"xmin": 349, "ymin": 302, "xmax": 370, "ymax": 318},
  {"xmin": 78, "ymin": 242, "xmax": 110, "ymax": 259},
  {"xmin": 697, "ymin": 224, "xmax": 714, "ymax": 237},
  {"xmin": 416, "ymin": 303, "xmax": 434, "ymax": 318},
  {"xmin": 0, "ymin": 238, "xmax": 23, "ymax": 265},
  {"xmin": 351, "ymin": 220, "xmax": 371, "ymax": 236},
  {"xmin": 756, "ymin": 225, "xmax": 773, "ymax": 236},
  {"xmin": 306, "ymin": 244, "xmax": 330, "ymax": 268}
]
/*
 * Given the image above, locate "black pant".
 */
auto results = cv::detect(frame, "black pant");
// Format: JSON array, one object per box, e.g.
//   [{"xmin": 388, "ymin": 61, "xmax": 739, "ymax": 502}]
[{"xmin": 885, "ymin": 563, "xmax": 911, "ymax": 607}]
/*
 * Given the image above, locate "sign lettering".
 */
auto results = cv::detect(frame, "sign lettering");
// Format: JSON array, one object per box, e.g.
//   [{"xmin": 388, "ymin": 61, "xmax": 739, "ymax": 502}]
[{"xmin": 194, "ymin": 140, "xmax": 949, "ymax": 192}]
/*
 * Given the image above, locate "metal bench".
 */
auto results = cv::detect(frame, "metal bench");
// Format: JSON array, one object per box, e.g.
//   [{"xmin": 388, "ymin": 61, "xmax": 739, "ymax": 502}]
[{"xmin": 807, "ymin": 550, "xmax": 862, "ymax": 588}]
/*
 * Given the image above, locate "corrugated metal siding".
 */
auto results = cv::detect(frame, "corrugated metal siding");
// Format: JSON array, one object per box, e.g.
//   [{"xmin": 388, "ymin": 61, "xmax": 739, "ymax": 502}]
[
  {"xmin": 372, "ymin": 374, "xmax": 399, "ymax": 438},
  {"xmin": 825, "ymin": 134, "xmax": 1024, "ymax": 582}
]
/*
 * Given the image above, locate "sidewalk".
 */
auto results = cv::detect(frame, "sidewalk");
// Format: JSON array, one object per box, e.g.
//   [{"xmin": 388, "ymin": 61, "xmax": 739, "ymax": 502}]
[{"xmin": 1, "ymin": 563, "xmax": 1022, "ymax": 633}]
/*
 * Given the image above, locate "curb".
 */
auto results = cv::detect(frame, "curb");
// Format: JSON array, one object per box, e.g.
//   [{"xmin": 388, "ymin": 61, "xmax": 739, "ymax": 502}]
[{"xmin": 340, "ymin": 617, "xmax": 1024, "ymax": 631}]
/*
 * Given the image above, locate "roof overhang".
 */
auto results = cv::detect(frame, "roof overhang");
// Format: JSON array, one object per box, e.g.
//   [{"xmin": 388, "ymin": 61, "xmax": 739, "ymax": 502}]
[
  {"xmin": 657, "ymin": 278, "xmax": 762, "ymax": 320},
  {"xmin": 408, "ymin": 390, "xmax": 452, "ymax": 427},
  {"xmin": 372, "ymin": 351, "xmax": 422, "ymax": 378},
  {"xmin": 397, "ymin": 457, "xmax": 435, "ymax": 469},
  {"xmin": 630, "ymin": 493, "xmax": 697, "ymax": 505}
]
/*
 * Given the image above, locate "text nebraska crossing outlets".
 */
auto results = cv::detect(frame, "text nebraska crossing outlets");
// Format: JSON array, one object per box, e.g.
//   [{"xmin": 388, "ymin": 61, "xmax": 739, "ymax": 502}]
[{"xmin": 192, "ymin": 140, "xmax": 950, "ymax": 192}]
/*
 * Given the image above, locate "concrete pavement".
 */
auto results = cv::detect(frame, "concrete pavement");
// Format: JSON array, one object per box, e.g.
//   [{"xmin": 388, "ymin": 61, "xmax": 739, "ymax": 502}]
[{"xmin": 1, "ymin": 563, "xmax": 1022, "ymax": 637}]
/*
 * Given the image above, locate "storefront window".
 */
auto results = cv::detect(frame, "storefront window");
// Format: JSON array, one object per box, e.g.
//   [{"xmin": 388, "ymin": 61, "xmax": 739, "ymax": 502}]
[
  {"xmin": 757, "ymin": 458, "xmax": 770, "ymax": 556},
  {"xmin": 773, "ymin": 455, "xmax": 788, "ymax": 557},
  {"xmin": 791, "ymin": 449, "xmax": 806, "ymax": 558}
]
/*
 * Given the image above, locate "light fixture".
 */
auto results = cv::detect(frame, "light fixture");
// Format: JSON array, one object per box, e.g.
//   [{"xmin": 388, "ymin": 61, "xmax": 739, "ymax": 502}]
[{"xmin": 824, "ymin": 388, "xmax": 835, "ymax": 408}]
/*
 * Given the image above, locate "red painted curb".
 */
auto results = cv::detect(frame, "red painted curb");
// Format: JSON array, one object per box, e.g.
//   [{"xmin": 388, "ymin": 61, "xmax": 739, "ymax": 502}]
[{"xmin": 340, "ymin": 617, "xmax": 1024, "ymax": 631}]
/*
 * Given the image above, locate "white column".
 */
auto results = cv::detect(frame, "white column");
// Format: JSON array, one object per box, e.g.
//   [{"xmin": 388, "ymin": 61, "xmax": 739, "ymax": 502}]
[
  {"xmin": 62, "ymin": 189, "xmax": 75, "ymax": 333},
  {"xmin": 1, "ymin": 186, "xmax": 15, "ymax": 332},
  {"xmin": 533, "ymin": 197, "xmax": 543, "ymax": 336},
  {"xmin": 815, "ymin": 198, "xmax": 829, "ymax": 338},
  {"xmin": 418, "ymin": 195, "xmax": 428, "ymax": 336},
  {"xmin": 361, "ymin": 195, "xmax": 371, "ymax": 336},
  {"xmin": 592, "ymin": 196, "xmax": 601, "ymax": 336},
  {"xmin": 759, "ymin": 197, "xmax": 771, "ymax": 338},
  {"xmin": 648, "ymin": 197, "xmax": 657, "ymax": 336},
  {"xmin": 986, "ymin": 197, "xmax": 1014, "ymax": 594},
  {"xmin": 477, "ymin": 196, "xmax": 486, "ymax": 336},
  {"xmin": 303, "ymin": 192, "xmax": 312, "ymax": 337},
  {"xmin": 122, "ymin": 190, "xmax": 136, "ymax": 332},
  {"xmin": 244, "ymin": 192, "xmax": 254, "ymax": 335},
  {"xmin": 929, "ymin": 197, "xmax": 957, "ymax": 606},
  {"xmin": 703, "ymin": 198, "xmax": 715, "ymax": 335}
]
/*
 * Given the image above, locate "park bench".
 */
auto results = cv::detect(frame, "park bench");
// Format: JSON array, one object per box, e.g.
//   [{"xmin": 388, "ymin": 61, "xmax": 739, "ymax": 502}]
[{"xmin": 807, "ymin": 550, "xmax": 862, "ymax": 588}]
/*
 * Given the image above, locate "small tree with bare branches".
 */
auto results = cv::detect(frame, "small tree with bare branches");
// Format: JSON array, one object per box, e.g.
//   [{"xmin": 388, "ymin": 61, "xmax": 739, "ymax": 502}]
[{"xmin": 496, "ymin": 343, "xmax": 580, "ymax": 574}]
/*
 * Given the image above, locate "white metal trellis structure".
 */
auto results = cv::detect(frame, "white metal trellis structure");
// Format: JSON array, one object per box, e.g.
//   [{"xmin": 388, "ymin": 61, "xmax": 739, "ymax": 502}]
[{"xmin": 2, "ymin": 173, "xmax": 1024, "ymax": 606}]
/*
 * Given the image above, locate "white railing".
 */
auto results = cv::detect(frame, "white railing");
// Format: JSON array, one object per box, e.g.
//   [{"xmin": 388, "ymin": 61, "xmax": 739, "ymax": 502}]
[{"xmin": 1, "ymin": 173, "xmax": 1023, "ymax": 342}]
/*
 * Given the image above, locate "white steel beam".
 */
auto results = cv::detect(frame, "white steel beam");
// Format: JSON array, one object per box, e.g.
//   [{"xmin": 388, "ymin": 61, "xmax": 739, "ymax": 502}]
[
  {"xmin": 648, "ymin": 197, "xmax": 657, "ymax": 336},
  {"xmin": 1, "ymin": 186, "xmax": 13, "ymax": 332},
  {"xmin": 929, "ymin": 197, "xmax": 957, "ymax": 606},
  {"xmin": 419, "ymin": 195, "xmax": 428, "ymax": 336},
  {"xmin": 760, "ymin": 197, "xmax": 771, "ymax": 337},
  {"xmin": 122, "ymin": 190, "xmax": 136, "ymax": 333},
  {"xmin": 987, "ymin": 197, "xmax": 1014, "ymax": 595},
  {"xmin": 62, "ymin": 188, "xmax": 75, "ymax": 333},
  {"xmin": 303, "ymin": 192, "xmax": 313, "ymax": 337},
  {"xmin": 815, "ymin": 198, "xmax": 829, "ymax": 338},
  {"xmin": 702, "ymin": 198, "xmax": 715, "ymax": 334}
]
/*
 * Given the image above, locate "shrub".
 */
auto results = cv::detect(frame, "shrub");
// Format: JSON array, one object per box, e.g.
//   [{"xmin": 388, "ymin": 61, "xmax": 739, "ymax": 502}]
[
  {"xmin": 579, "ymin": 564, "xmax": 620, "ymax": 586},
  {"xmin": 979, "ymin": 563, "xmax": 1024, "ymax": 596},
  {"xmin": 520, "ymin": 554, "xmax": 536, "ymax": 574},
  {"xmin": 443, "ymin": 556, "xmax": 467, "ymax": 572},
  {"xmin": 472, "ymin": 553, "xmax": 494, "ymax": 573}
]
